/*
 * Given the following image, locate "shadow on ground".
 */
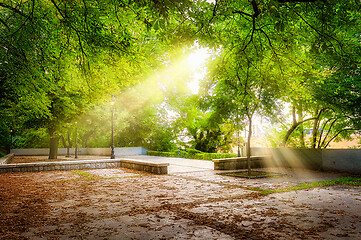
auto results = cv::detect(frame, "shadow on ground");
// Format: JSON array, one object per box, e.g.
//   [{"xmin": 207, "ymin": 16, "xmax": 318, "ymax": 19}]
[{"xmin": 1, "ymin": 156, "xmax": 360, "ymax": 239}]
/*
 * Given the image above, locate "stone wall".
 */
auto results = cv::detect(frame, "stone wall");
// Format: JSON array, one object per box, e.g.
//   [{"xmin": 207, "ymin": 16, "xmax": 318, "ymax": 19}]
[
  {"xmin": 267, "ymin": 148, "xmax": 323, "ymax": 170},
  {"xmin": 0, "ymin": 158, "xmax": 168, "ymax": 175},
  {"xmin": 11, "ymin": 147, "xmax": 148, "ymax": 156},
  {"xmin": 225, "ymin": 148, "xmax": 361, "ymax": 174},
  {"xmin": 213, "ymin": 156, "xmax": 267, "ymax": 170},
  {"xmin": 322, "ymin": 149, "xmax": 361, "ymax": 175}
]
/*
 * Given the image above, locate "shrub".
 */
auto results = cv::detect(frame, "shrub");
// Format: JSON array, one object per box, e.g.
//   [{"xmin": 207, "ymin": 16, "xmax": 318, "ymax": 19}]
[
  {"xmin": 147, "ymin": 151, "xmax": 178, "ymax": 158},
  {"xmin": 147, "ymin": 150, "xmax": 237, "ymax": 160}
]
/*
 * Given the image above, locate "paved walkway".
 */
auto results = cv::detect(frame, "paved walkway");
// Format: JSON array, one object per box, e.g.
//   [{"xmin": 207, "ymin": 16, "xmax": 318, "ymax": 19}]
[
  {"xmin": 2, "ymin": 155, "xmax": 361, "ymax": 239},
  {"xmin": 122, "ymin": 155, "xmax": 214, "ymax": 174},
  {"xmin": 9, "ymin": 155, "xmax": 214, "ymax": 173}
]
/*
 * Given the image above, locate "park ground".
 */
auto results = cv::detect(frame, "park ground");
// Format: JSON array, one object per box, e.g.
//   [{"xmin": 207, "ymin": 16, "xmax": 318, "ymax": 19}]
[{"xmin": 1, "ymin": 155, "xmax": 361, "ymax": 239}]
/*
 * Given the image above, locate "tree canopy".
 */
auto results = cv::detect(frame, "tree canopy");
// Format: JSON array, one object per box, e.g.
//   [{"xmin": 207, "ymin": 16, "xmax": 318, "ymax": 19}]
[{"xmin": 1, "ymin": 0, "xmax": 361, "ymax": 156}]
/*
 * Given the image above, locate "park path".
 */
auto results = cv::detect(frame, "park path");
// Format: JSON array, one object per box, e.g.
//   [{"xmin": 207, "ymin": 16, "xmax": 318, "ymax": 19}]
[
  {"xmin": 121, "ymin": 155, "xmax": 214, "ymax": 174},
  {"xmin": 1, "ymin": 155, "xmax": 360, "ymax": 239}
]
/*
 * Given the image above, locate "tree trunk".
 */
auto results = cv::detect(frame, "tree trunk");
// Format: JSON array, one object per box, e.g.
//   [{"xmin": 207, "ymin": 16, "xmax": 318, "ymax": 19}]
[
  {"xmin": 49, "ymin": 127, "xmax": 59, "ymax": 159},
  {"xmin": 297, "ymin": 103, "xmax": 305, "ymax": 147},
  {"xmin": 247, "ymin": 115, "xmax": 252, "ymax": 176},
  {"xmin": 75, "ymin": 127, "xmax": 78, "ymax": 158},
  {"xmin": 292, "ymin": 106, "xmax": 296, "ymax": 125},
  {"xmin": 312, "ymin": 109, "xmax": 319, "ymax": 149},
  {"xmin": 61, "ymin": 130, "xmax": 72, "ymax": 157},
  {"xmin": 236, "ymin": 112, "xmax": 241, "ymax": 157}
]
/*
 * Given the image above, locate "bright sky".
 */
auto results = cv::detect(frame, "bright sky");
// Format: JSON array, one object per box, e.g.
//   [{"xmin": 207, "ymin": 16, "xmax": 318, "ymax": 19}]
[{"xmin": 186, "ymin": 46, "xmax": 211, "ymax": 94}]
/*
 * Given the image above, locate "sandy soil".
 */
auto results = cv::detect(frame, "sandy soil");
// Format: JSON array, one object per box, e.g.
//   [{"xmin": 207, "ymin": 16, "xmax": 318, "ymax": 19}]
[{"xmin": 0, "ymin": 168, "xmax": 360, "ymax": 239}]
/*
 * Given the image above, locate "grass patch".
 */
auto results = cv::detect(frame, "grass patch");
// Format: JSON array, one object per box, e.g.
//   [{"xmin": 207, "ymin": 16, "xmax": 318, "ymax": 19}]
[
  {"xmin": 248, "ymin": 176, "xmax": 361, "ymax": 195},
  {"xmin": 102, "ymin": 174, "xmax": 143, "ymax": 179},
  {"xmin": 72, "ymin": 170, "xmax": 99, "ymax": 180},
  {"xmin": 56, "ymin": 170, "xmax": 145, "ymax": 182}
]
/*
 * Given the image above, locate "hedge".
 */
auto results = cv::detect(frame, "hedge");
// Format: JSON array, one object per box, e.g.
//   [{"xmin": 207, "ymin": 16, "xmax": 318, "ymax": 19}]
[
  {"xmin": 146, "ymin": 150, "xmax": 238, "ymax": 161},
  {"xmin": 147, "ymin": 151, "xmax": 178, "ymax": 158}
]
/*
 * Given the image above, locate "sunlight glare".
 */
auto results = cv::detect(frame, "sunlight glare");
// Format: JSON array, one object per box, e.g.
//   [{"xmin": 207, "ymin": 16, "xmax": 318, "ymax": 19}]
[
  {"xmin": 187, "ymin": 47, "xmax": 210, "ymax": 94},
  {"xmin": 187, "ymin": 47, "xmax": 210, "ymax": 71}
]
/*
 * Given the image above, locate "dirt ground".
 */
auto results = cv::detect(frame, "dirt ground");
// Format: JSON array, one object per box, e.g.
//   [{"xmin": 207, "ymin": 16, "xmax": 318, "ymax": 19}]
[
  {"xmin": 8, "ymin": 155, "xmax": 110, "ymax": 164},
  {"xmin": 0, "ymin": 165, "xmax": 360, "ymax": 239}
]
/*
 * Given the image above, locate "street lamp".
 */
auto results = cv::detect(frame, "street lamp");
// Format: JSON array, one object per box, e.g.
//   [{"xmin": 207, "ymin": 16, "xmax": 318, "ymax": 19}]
[
  {"xmin": 110, "ymin": 94, "xmax": 116, "ymax": 159},
  {"xmin": 10, "ymin": 129, "xmax": 13, "ymax": 150},
  {"xmin": 75, "ymin": 122, "xmax": 78, "ymax": 159}
]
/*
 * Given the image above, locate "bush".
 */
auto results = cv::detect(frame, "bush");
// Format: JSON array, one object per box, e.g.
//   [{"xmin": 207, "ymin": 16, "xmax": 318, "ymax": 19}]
[
  {"xmin": 147, "ymin": 149, "xmax": 237, "ymax": 160},
  {"xmin": 147, "ymin": 151, "xmax": 178, "ymax": 158},
  {"xmin": 194, "ymin": 153, "xmax": 238, "ymax": 160}
]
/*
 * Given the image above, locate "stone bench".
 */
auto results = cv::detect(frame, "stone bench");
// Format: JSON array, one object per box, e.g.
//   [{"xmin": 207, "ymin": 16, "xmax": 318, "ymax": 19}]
[
  {"xmin": 0, "ymin": 158, "xmax": 169, "ymax": 175},
  {"xmin": 120, "ymin": 159, "xmax": 169, "ymax": 175},
  {"xmin": 213, "ymin": 156, "xmax": 269, "ymax": 170}
]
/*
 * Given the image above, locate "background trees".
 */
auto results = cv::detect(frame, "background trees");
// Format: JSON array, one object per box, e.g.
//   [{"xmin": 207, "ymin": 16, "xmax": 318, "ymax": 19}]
[{"xmin": 1, "ymin": 0, "xmax": 361, "ymax": 156}]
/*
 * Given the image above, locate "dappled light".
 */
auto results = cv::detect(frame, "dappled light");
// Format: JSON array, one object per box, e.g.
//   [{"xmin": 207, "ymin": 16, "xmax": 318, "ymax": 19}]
[
  {"xmin": 262, "ymin": 148, "xmax": 322, "ymax": 181},
  {"xmin": 111, "ymin": 44, "xmax": 211, "ymax": 117}
]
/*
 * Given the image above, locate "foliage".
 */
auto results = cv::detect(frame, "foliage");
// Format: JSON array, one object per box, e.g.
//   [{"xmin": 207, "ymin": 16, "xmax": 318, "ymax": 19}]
[
  {"xmin": 281, "ymin": 65, "xmax": 361, "ymax": 148},
  {"xmin": 12, "ymin": 128, "xmax": 49, "ymax": 149},
  {"xmin": 0, "ymin": 0, "xmax": 202, "ymax": 157},
  {"xmin": 147, "ymin": 149, "xmax": 237, "ymax": 161},
  {"xmin": 147, "ymin": 151, "xmax": 178, "ymax": 158},
  {"xmin": 187, "ymin": 113, "xmax": 236, "ymax": 153},
  {"xmin": 2, "ymin": 0, "xmax": 361, "ymax": 153},
  {"xmin": 200, "ymin": 0, "xmax": 361, "ymax": 151}
]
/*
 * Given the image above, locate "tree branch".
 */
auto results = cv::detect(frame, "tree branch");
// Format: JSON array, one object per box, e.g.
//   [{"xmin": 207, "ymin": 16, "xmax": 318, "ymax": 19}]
[
  {"xmin": 233, "ymin": 10, "xmax": 252, "ymax": 19},
  {"xmin": 281, "ymin": 117, "xmax": 318, "ymax": 146},
  {"xmin": 319, "ymin": 118, "xmax": 338, "ymax": 148},
  {"xmin": 0, "ymin": 2, "xmax": 28, "ymax": 18},
  {"xmin": 324, "ymin": 128, "xmax": 358, "ymax": 148}
]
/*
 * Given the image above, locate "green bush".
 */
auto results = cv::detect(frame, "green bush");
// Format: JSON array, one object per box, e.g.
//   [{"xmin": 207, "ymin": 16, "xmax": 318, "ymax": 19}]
[
  {"xmin": 147, "ymin": 149, "xmax": 237, "ymax": 160},
  {"xmin": 147, "ymin": 151, "xmax": 178, "ymax": 158},
  {"xmin": 194, "ymin": 152, "xmax": 238, "ymax": 160}
]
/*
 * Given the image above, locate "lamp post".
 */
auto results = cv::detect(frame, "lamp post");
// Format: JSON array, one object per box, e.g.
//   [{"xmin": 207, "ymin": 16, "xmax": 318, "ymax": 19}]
[
  {"xmin": 75, "ymin": 122, "xmax": 78, "ymax": 159},
  {"xmin": 111, "ymin": 94, "xmax": 116, "ymax": 159},
  {"xmin": 10, "ymin": 129, "xmax": 13, "ymax": 151}
]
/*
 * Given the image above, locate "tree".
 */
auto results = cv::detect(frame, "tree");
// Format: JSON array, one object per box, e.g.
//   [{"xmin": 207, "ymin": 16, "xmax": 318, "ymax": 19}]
[
  {"xmin": 199, "ymin": 0, "xmax": 361, "ymax": 153},
  {"xmin": 0, "ymin": 0, "xmax": 203, "ymax": 158}
]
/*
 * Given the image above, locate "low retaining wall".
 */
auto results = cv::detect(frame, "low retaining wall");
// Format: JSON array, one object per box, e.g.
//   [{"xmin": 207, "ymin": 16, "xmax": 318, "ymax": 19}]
[
  {"xmin": 0, "ymin": 153, "xmax": 14, "ymax": 165},
  {"xmin": 121, "ymin": 159, "xmax": 168, "ymax": 175},
  {"xmin": 269, "ymin": 148, "xmax": 323, "ymax": 170},
  {"xmin": 213, "ymin": 156, "xmax": 268, "ymax": 170},
  {"xmin": 322, "ymin": 149, "xmax": 361, "ymax": 175},
  {"xmin": 11, "ymin": 147, "xmax": 148, "ymax": 156},
  {"xmin": 226, "ymin": 148, "xmax": 361, "ymax": 174},
  {"xmin": 115, "ymin": 147, "xmax": 148, "ymax": 156},
  {"xmin": 0, "ymin": 158, "xmax": 168, "ymax": 175}
]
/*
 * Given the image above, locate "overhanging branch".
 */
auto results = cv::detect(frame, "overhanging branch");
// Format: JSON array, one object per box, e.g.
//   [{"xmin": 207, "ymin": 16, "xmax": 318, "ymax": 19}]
[{"xmin": 0, "ymin": 2, "xmax": 28, "ymax": 18}]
